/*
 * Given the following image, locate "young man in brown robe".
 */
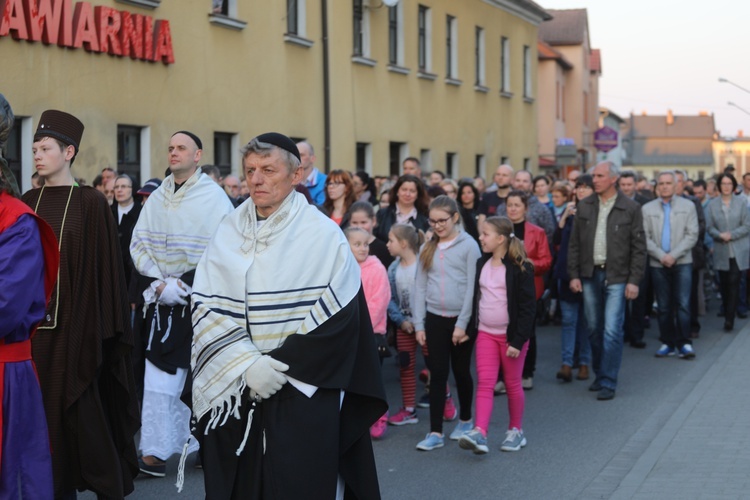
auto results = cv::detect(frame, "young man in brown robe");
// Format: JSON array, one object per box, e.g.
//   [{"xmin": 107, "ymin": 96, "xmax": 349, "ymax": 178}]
[{"xmin": 22, "ymin": 110, "xmax": 140, "ymax": 499}]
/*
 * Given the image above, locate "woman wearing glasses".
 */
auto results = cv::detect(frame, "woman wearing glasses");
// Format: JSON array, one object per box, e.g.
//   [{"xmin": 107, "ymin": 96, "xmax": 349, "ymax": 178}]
[
  {"xmin": 322, "ymin": 169, "xmax": 356, "ymax": 227},
  {"xmin": 706, "ymin": 173, "xmax": 750, "ymax": 332},
  {"xmin": 413, "ymin": 196, "xmax": 481, "ymax": 451}
]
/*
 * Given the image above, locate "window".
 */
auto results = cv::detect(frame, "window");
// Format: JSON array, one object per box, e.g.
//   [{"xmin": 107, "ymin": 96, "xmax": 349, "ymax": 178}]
[
  {"xmin": 523, "ymin": 45, "xmax": 532, "ymax": 99},
  {"xmin": 561, "ymin": 83, "xmax": 566, "ymax": 122},
  {"xmin": 417, "ymin": 5, "xmax": 432, "ymax": 73},
  {"xmin": 446, "ymin": 152, "xmax": 457, "ymax": 179},
  {"xmin": 501, "ymin": 155, "xmax": 509, "ymax": 166},
  {"xmin": 475, "ymin": 154, "xmax": 486, "ymax": 178},
  {"xmin": 556, "ymin": 82, "xmax": 560, "ymax": 119},
  {"xmin": 390, "ymin": 142, "xmax": 406, "ymax": 177},
  {"xmin": 287, "ymin": 0, "xmax": 299, "ymax": 35},
  {"xmin": 420, "ymin": 149, "xmax": 431, "ymax": 172},
  {"xmin": 5, "ymin": 120, "xmax": 22, "ymax": 191},
  {"xmin": 356, "ymin": 142, "xmax": 372, "ymax": 174},
  {"xmin": 117, "ymin": 125, "xmax": 143, "ymax": 186},
  {"xmin": 352, "ymin": 0, "xmax": 371, "ymax": 58},
  {"xmin": 388, "ymin": 4, "xmax": 405, "ymax": 67},
  {"xmin": 475, "ymin": 27, "xmax": 486, "ymax": 88},
  {"xmin": 583, "ymin": 91, "xmax": 589, "ymax": 126},
  {"xmin": 209, "ymin": 0, "xmax": 247, "ymax": 29},
  {"xmin": 501, "ymin": 37, "xmax": 510, "ymax": 93},
  {"xmin": 445, "ymin": 15, "xmax": 458, "ymax": 80},
  {"xmin": 523, "ymin": 158, "xmax": 531, "ymax": 172},
  {"xmin": 214, "ymin": 132, "xmax": 236, "ymax": 178}
]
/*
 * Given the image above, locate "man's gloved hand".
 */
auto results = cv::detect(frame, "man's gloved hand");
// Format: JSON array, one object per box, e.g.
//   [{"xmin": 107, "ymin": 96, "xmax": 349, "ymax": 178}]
[
  {"xmin": 244, "ymin": 355, "xmax": 289, "ymax": 399},
  {"xmin": 158, "ymin": 277, "xmax": 189, "ymax": 306}
]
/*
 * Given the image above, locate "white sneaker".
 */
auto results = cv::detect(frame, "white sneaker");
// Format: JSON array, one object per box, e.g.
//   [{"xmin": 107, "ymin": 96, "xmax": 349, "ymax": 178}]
[
  {"xmin": 500, "ymin": 428, "xmax": 527, "ymax": 452},
  {"xmin": 494, "ymin": 381, "xmax": 506, "ymax": 395}
]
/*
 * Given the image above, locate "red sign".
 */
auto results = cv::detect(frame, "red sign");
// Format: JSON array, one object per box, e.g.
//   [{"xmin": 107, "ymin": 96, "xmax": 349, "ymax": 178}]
[
  {"xmin": 593, "ymin": 126, "xmax": 618, "ymax": 153},
  {"xmin": 0, "ymin": 0, "xmax": 175, "ymax": 64}
]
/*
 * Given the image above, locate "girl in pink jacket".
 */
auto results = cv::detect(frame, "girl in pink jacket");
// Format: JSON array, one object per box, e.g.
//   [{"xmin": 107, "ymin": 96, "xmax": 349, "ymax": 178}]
[{"xmin": 345, "ymin": 227, "xmax": 391, "ymax": 439}]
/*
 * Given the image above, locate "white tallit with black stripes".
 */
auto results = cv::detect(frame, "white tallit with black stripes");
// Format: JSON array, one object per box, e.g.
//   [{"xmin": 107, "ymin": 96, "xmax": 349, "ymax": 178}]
[{"xmin": 190, "ymin": 190, "xmax": 360, "ymax": 424}]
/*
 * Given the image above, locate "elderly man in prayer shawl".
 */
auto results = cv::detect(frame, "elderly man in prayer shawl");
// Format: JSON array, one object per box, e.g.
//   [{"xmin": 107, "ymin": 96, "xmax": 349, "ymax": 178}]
[
  {"xmin": 0, "ymin": 95, "xmax": 59, "ymax": 499},
  {"xmin": 130, "ymin": 131, "xmax": 234, "ymax": 477},
  {"xmin": 189, "ymin": 133, "xmax": 387, "ymax": 499}
]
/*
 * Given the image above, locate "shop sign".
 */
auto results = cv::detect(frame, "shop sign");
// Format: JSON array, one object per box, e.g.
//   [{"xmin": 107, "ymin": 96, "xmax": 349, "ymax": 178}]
[{"xmin": 0, "ymin": 0, "xmax": 175, "ymax": 64}]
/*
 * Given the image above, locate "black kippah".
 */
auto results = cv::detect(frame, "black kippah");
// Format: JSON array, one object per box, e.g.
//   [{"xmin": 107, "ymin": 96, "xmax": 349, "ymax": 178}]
[
  {"xmin": 172, "ymin": 130, "xmax": 203, "ymax": 150},
  {"xmin": 255, "ymin": 132, "xmax": 301, "ymax": 162}
]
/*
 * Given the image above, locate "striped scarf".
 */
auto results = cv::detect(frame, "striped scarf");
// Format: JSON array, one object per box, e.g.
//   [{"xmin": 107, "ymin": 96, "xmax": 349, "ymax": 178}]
[
  {"xmin": 190, "ymin": 190, "xmax": 360, "ymax": 425},
  {"xmin": 130, "ymin": 169, "xmax": 234, "ymax": 280}
]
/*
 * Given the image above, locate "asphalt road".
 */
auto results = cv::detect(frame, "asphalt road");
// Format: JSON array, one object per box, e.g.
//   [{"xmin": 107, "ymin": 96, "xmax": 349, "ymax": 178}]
[{"xmin": 83, "ymin": 299, "xmax": 740, "ymax": 500}]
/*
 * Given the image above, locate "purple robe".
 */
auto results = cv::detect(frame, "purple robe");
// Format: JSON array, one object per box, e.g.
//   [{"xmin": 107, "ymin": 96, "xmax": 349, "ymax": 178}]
[{"xmin": 0, "ymin": 214, "xmax": 54, "ymax": 499}]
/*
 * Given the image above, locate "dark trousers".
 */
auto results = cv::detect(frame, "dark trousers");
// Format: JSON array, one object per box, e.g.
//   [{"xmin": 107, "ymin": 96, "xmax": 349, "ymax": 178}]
[
  {"xmin": 719, "ymin": 258, "xmax": 742, "ymax": 324},
  {"xmin": 690, "ymin": 268, "xmax": 702, "ymax": 333},
  {"xmin": 425, "ymin": 312, "xmax": 474, "ymax": 434},
  {"xmin": 522, "ymin": 336, "xmax": 537, "ymax": 378},
  {"xmin": 651, "ymin": 264, "xmax": 693, "ymax": 348},
  {"xmin": 624, "ymin": 270, "xmax": 649, "ymax": 343}
]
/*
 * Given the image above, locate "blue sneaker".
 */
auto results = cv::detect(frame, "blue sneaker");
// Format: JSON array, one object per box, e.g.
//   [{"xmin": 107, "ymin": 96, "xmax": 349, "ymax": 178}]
[
  {"xmin": 459, "ymin": 429, "xmax": 488, "ymax": 455},
  {"xmin": 678, "ymin": 344, "xmax": 696, "ymax": 359},
  {"xmin": 416, "ymin": 433, "xmax": 444, "ymax": 451},
  {"xmin": 500, "ymin": 428, "xmax": 527, "ymax": 452},
  {"xmin": 655, "ymin": 344, "xmax": 676, "ymax": 358},
  {"xmin": 449, "ymin": 420, "xmax": 473, "ymax": 440}
]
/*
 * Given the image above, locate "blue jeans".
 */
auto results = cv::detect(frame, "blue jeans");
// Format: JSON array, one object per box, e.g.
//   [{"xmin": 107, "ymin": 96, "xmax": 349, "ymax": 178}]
[
  {"xmin": 650, "ymin": 264, "xmax": 692, "ymax": 348},
  {"xmin": 559, "ymin": 299, "xmax": 591, "ymax": 367},
  {"xmin": 582, "ymin": 269, "xmax": 626, "ymax": 390}
]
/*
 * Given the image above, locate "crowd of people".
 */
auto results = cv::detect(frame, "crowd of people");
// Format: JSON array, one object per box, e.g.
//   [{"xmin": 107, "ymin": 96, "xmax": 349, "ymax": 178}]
[{"xmin": 3, "ymin": 95, "xmax": 750, "ymax": 499}]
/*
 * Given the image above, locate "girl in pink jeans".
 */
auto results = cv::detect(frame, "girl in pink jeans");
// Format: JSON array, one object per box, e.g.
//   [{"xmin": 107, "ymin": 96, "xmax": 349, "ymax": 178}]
[{"xmin": 459, "ymin": 216, "xmax": 537, "ymax": 455}]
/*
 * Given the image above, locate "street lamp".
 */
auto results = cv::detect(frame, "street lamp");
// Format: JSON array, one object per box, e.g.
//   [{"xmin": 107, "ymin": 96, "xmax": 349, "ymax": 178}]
[
  {"xmin": 719, "ymin": 78, "xmax": 750, "ymax": 95},
  {"xmin": 728, "ymin": 101, "xmax": 750, "ymax": 117}
]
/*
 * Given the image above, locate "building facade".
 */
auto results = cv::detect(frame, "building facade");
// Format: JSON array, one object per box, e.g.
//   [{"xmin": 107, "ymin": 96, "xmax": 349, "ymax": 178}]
[
  {"xmin": 624, "ymin": 110, "xmax": 716, "ymax": 180},
  {"xmin": 537, "ymin": 8, "xmax": 600, "ymax": 177},
  {"xmin": 713, "ymin": 132, "xmax": 750, "ymax": 176},
  {"xmin": 2, "ymin": 0, "xmax": 549, "ymax": 191}
]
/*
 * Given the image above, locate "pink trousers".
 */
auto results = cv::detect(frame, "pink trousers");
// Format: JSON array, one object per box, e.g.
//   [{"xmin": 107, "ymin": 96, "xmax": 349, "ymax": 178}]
[{"xmin": 474, "ymin": 331, "xmax": 528, "ymax": 434}]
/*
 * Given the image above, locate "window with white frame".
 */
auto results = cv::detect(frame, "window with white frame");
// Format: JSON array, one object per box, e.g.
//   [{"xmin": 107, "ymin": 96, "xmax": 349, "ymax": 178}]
[
  {"xmin": 446, "ymin": 152, "xmax": 458, "ymax": 179},
  {"xmin": 209, "ymin": 0, "xmax": 246, "ymax": 29},
  {"xmin": 523, "ymin": 44, "xmax": 532, "ymax": 99},
  {"xmin": 117, "ymin": 125, "xmax": 143, "ymax": 186},
  {"xmin": 286, "ymin": 0, "xmax": 307, "ymax": 38},
  {"xmin": 214, "ymin": 132, "xmax": 238, "ymax": 178},
  {"xmin": 420, "ymin": 148, "xmax": 432, "ymax": 172},
  {"xmin": 388, "ymin": 3, "xmax": 405, "ymax": 67},
  {"xmin": 445, "ymin": 15, "xmax": 458, "ymax": 80},
  {"xmin": 475, "ymin": 154, "xmax": 486, "ymax": 178},
  {"xmin": 353, "ymin": 0, "xmax": 371, "ymax": 58},
  {"xmin": 501, "ymin": 36, "xmax": 510, "ymax": 93},
  {"xmin": 475, "ymin": 26, "xmax": 486, "ymax": 87},
  {"xmin": 417, "ymin": 5, "xmax": 432, "ymax": 73},
  {"xmin": 356, "ymin": 142, "xmax": 372, "ymax": 174}
]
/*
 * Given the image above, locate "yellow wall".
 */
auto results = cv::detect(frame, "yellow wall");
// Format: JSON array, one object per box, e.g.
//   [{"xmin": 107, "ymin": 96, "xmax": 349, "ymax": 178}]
[{"xmin": 2, "ymin": 0, "xmax": 544, "ymax": 190}]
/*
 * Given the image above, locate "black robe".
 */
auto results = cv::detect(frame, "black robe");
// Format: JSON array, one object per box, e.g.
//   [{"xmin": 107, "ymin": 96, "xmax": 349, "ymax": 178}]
[
  {"xmin": 197, "ymin": 288, "xmax": 387, "ymax": 500},
  {"xmin": 22, "ymin": 186, "xmax": 140, "ymax": 499}
]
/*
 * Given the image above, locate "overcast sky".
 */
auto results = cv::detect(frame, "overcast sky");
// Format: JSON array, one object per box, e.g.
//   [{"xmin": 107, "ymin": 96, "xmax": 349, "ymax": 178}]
[{"xmin": 539, "ymin": 0, "xmax": 750, "ymax": 137}]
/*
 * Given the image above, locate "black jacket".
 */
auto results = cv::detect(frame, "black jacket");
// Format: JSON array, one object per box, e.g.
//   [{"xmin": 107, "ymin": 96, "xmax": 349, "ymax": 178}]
[
  {"xmin": 568, "ymin": 191, "xmax": 647, "ymax": 286},
  {"xmin": 469, "ymin": 254, "xmax": 537, "ymax": 350},
  {"xmin": 373, "ymin": 205, "xmax": 429, "ymax": 242}
]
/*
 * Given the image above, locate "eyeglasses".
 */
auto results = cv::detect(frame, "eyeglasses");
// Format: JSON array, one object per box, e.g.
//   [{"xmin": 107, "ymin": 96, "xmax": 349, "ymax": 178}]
[
  {"xmin": 114, "ymin": 184, "xmax": 132, "ymax": 189},
  {"xmin": 428, "ymin": 216, "xmax": 452, "ymax": 227}
]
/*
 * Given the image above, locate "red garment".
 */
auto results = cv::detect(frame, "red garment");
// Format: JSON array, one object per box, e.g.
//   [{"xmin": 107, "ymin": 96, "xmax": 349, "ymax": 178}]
[{"xmin": 523, "ymin": 221, "xmax": 552, "ymax": 299}]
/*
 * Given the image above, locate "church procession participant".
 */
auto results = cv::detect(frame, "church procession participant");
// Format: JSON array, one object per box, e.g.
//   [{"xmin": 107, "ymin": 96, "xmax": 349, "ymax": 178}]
[
  {"xmin": 0, "ymin": 95, "xmax": 59, "ymax": 500},
  {"xmin": 189, "ymin": 133, "xmax": 386, "ymax": 499},
  {"xmin": 22, "ymin": 109, "xmax": 140, "ymax": 498},
  {"xmin": 130, "ymin": 131, "xmax": 234, "ymax": 477}
]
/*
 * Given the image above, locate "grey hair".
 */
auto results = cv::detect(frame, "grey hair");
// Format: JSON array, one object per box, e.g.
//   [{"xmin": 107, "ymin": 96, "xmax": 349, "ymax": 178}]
[
  {"xmin": 657, "ymin": 170, "xmax": 677, "ymax": 183},
  {"xmin": 674, "ymin": 169, "xmax": 688, "ymax": 181},
  {"xmin": 596, "ymin": 160, "xmax": 621, "ymax": 178},
  {"xmin": 241, "ymin": 139, "xmax": 301, "ymax": 174},
  {"xmin": 296, "ymin": 140, "xmax": 314, "ymax": 156}
]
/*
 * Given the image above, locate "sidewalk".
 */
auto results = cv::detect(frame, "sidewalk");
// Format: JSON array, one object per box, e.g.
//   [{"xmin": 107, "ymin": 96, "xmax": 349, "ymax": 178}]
[{"xmin": 594, "ymin": 323, "xmax": 750, "ymax": 499}]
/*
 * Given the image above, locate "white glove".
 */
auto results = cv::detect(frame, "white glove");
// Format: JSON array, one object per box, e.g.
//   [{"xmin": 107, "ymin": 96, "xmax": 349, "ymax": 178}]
[
  {"xmin": 244, "ymin": 355, "xmax": 289, "ymax": 399},
  {"xmin": 158, "ymin": 277, "xmax": 189, "ymax": 306}
]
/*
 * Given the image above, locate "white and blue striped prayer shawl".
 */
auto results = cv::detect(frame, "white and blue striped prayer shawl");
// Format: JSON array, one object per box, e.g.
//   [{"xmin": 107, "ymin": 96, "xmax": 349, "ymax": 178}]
[
  {"xmin": 190, "ymin": 190, "xmax": 361, "ymax": 424},
  {"xmin": 130, "ymin": 169, "xmax": 234, "ymax": 280}
]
